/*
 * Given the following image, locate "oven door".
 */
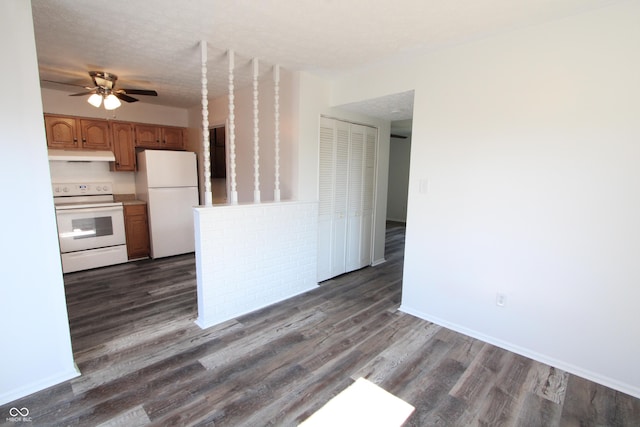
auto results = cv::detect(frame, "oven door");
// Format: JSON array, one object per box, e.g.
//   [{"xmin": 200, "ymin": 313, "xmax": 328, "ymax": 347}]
[{"xmin": 55, "ymin": 205, "xmax": 126, "ymax": 253}]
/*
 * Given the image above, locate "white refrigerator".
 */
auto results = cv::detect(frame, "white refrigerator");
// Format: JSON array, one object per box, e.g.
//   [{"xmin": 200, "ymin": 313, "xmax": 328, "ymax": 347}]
[{"xmin": 135, "ymin": 150, "xmax": 199, "ymax": 258}]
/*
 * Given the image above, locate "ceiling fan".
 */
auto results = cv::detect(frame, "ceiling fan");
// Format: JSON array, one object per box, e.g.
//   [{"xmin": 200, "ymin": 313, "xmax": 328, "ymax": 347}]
[{"xmin": 46, "ymin": 71, "xmax": 158, "ymax": 110}]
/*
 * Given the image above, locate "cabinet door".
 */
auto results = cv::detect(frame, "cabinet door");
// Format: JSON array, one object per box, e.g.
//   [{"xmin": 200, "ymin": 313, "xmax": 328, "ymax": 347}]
[
  {"xmin": 111, "ymin": 122, "xmax": 136, "ymax": 171},
  {"xmin": 135, "ymin": 125, "xmax": 160, "ymax": 148},
  {"xmin": 44, "ymin": 115, "xmax": 79, "ymax": 148},
  {"xmin": 162, "ymin": 126, "xmax": 185, "ymax": 150},
  {"xmin": 124, "ymin": 204, "xmax": 150, "ymax": 259},
  {"xmin": 80, "ymin": 119, "xmax": 111, "ymax": 149}
]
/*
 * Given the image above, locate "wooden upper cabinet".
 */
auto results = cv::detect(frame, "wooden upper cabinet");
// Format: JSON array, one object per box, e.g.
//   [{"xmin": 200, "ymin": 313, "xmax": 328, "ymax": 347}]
[
  {"xmin": 135, "ymin": 124, "xmax": 185, "ymax": 150},
  {"xmin": 135, "ymin": 125, "xmax": 161, "ymax": 148},
  {"xmin": 162, "ymin": 126, "xmax": 184, "ymax": 149},
  {"xmin": 44, "ymin": 114, "xmax": 111, "ymax": 150},
  {"xmin": 111, "ymin": 122, "xmax": 136, "ymax": 172},
  {"xmin": 44, "ymin": 115, "xmax": 187, "ymax": 169},
  {"xmin": 44, "ymin": 115, "xmax": 80, "ymax": 148},
  {"xmin": 79, "ymin": 119, "xmax": 111, "ymax": 150}
]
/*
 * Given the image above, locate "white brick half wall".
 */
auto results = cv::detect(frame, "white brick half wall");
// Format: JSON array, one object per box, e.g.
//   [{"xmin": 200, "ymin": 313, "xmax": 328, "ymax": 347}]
[{"xmin": 194, "ymin": 201, "xmax": 319, "ymax": 329}]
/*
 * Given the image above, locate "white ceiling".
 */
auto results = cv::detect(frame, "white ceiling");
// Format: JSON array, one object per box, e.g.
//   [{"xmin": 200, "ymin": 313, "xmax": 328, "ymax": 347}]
[{"xmin": 32, "ymin": 0, "xmax": 623, "ymax": 119}]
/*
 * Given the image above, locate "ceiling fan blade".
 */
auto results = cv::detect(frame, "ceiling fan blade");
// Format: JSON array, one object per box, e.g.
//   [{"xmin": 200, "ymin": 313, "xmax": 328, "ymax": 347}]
[
  {"xmin": 69, "ymin": 89, "xmax": 97, "ymax": 96},
  {"xmin": 42, "ymin": 79, "xmax": 94, "ymax": 90},
  {"xmin": 115, "ymin": 92, "xmax": 138, "ymax": 103},
  {"xmin": 120, "ymin": 89, "xmax": 158, "ymax": 96}
]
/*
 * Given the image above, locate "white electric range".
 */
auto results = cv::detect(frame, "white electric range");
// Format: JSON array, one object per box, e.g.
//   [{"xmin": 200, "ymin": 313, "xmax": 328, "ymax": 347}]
[{"xmin": 52, "ymin": 182, "xmax": 127, "ymax": 273}]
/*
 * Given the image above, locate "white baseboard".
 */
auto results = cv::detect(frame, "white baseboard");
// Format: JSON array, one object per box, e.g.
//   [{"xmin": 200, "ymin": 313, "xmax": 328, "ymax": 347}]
[
  {"xmin": 371, "ymin": 258, "xmax": 387, "ymax": 267},
  {"xmin": 399, "ymin": 304, "xmax": 640, "ymax": 400},
  {"xmin": 195, "ymin": 284, "xmax": 319, "ymax": 330},
  {"xmin": 0, "ymin": 366, "xmax": 80, "ymax": 406}
]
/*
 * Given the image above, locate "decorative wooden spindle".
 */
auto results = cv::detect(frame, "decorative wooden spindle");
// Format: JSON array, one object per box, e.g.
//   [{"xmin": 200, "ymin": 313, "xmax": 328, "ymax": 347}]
[
  {"xmin": 253, "ymin": 58, "xmax": 261, "ymax": 203},
  {"xmin": 273, "ymin": 64, "xmax": 281, "ymax": 202},
  {"xmin": 228, "ymin": 49, "xmax": 238, "ymax": 204},
  {"xmin": 200, "ymin": 40, "xmax": 212, "ymax": 206}
]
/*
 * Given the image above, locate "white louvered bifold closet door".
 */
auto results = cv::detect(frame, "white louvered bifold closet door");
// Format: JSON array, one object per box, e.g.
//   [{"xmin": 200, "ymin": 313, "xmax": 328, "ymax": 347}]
[
  {"xmin": 360, "ymin": 126, "xmax": 377, "ymax": 268},
  {"xmin": 317, "ymin": 117, "xmax": 377, "ymax": 282},
  {"xmin": 345, "ymin": 124, "xmax": 365, "ymax": 272},
  {"xmin": 317, "ymin": 118, "xmax": 335, "ymax": 281}
]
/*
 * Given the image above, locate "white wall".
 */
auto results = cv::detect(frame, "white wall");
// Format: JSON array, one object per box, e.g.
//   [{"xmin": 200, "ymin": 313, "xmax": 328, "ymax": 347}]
[
  {"xmin": 387, "ymin": 137, "xmax": 411, "ymax": 222},
  {"xmin": 330, "ymin": 1, "xmax": 640, "ymax": 398},
  {"xmin": 293, "ymin": 72, "xmax": 331, "ymax": 202},
  {"xmin": 0, "ymin": 0, "xmax": 78, "ymax": 405}
]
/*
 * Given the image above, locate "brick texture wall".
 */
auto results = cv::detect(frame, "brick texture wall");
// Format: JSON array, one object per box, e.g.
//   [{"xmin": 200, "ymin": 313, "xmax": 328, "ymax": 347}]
[{"xmin": 194, "ymin": 201, "xmax": 318, "ymax": 328}]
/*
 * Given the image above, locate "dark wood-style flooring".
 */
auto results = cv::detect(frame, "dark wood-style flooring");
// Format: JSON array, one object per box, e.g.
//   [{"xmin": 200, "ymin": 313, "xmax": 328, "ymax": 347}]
[{"xmin": 2, "ymin": 222, "xmax": 639, "ymax": 426}]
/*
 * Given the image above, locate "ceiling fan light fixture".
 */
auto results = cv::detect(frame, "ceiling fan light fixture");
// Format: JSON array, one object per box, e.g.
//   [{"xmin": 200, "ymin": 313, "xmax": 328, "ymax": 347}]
[
  {"xmin": 61, "ymin": 70, "xmax": 156, "ymax": 108},
  {"xmin": 87, "ymin": 93, "xmax": 103, "ymax": 108},
  {"xmin": 103, "ymin": 94, "xmax": 121, "ymax": 110}
]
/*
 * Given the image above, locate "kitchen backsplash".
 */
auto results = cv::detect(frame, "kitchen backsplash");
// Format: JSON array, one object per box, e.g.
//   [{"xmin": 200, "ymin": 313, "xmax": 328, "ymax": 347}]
[{"xmin": 49, "ymin": 160, "xmax": 136, "ymax": 195}]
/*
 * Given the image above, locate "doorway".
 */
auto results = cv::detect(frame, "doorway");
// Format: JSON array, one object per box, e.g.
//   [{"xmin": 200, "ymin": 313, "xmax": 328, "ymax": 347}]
[
  {"xmin": 387, "ymin": 119, "xmax": 412, "ymax": 223},
  {"xmin": 209, "ymin": 124, "xmax": 227, "ymax": 204}
]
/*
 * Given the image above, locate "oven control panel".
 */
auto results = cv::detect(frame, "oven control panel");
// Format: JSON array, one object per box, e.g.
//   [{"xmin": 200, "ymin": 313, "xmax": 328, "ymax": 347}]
[{"xmin": 52, "ymin": 182, "xmax": 114, "ymax": 196}]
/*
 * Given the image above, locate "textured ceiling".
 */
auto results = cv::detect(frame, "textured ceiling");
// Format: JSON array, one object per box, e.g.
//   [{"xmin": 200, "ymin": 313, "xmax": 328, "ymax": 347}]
[
  {"xmin": 31, "ymin": 0, "xmax": 623, "ymax": 118},
  {"xmin": 339, "ymin": 91, "xmax": 415, "ymax": 122}
]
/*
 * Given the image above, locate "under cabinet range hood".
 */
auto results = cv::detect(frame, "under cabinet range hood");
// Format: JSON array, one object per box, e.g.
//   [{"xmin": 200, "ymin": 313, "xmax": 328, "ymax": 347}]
[{"xmin": 48, "ymin": 149, "xmax": 115, "ymax": 162}]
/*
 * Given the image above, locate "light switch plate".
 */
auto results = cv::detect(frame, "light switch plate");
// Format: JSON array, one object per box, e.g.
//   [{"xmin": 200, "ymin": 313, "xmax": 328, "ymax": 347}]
[{"xmin": 419, "ymin": 178, "xmax": 428, "ymax": 194}]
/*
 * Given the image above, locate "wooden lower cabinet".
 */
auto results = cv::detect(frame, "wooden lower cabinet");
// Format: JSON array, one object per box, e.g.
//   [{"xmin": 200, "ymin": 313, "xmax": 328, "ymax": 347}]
[{"xmin": 124, "ymin": 203, "xmax": 150, "ymax": 259}]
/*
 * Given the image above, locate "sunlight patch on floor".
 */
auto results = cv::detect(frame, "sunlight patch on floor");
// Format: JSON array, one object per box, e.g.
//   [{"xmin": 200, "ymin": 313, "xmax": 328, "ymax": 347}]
[{"xmin": 300, "ymin": 377, "xmax": 415, "ymax": 426}]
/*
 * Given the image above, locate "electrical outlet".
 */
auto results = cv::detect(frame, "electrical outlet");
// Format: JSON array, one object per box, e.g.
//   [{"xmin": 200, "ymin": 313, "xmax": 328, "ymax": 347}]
[{"xmin": 496, "ymin": 293, "xmax": 507, "ymax": 307}]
